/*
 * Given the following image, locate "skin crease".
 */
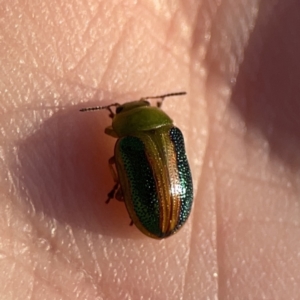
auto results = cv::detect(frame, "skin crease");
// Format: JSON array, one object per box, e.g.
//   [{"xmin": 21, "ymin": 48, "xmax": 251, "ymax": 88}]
[{"xmin": 1, "ymin": 0, "xmax": 300, "ymax": 299}]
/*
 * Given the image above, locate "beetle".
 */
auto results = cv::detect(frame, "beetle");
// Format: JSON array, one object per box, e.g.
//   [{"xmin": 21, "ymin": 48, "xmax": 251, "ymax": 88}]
[{"xmin": 80, "ymin": 92, "xmax": 193, "ymax": 239}]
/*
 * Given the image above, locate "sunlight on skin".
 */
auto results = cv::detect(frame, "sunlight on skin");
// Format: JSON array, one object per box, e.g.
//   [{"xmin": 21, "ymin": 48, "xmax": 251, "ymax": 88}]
[{"xmin": 1, "ymin": 0, "xmax": 300, "ymax": 299}]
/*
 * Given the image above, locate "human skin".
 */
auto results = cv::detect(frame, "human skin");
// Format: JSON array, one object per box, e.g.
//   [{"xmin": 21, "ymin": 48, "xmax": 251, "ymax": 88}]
[{"xmin": 1, "ymin": 0, "xmax": 300, "ymax": 299}]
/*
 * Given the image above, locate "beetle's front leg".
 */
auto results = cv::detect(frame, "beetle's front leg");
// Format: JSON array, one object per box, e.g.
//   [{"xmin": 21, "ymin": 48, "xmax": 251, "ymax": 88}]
[{"xmin": 106, "ymin": 156, "xmax": 124, "ymax": 203}]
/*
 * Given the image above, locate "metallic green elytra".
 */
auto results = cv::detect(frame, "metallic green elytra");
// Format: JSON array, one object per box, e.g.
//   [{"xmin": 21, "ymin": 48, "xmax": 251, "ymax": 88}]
[{"xmin": 80, "ymin": 92, "xmax": 193, "ymax": 239}]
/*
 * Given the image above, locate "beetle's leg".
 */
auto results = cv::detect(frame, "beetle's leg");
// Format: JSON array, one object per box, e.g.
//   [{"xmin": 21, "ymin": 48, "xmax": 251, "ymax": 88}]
[
  {"xmin": 115, "ymin": 186, "xmax": 124, "ymax": 202},
  {"xmin": 106, "ymin": 156, "xmax": 121, "ymax": 203},
  {"xmin": 104, "ymin": 126, "xmax": 118, "ymax": 138},
  {"xmin": 106, "ymin": 182, "xmax": 119, "ymax": 204},
  {"xmin": 108, "ymin": 156, "xmax": 118, "ymax": 182}
]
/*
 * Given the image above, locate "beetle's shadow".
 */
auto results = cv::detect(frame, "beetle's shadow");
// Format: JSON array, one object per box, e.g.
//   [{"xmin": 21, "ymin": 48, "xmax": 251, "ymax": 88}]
[
  {"xmin": 230, "ymin": 2, "xmax": 300, "ymax": 171},
  {"xmin": 9, "ymin": 104, "xmax": 142, "ymax": 239}
]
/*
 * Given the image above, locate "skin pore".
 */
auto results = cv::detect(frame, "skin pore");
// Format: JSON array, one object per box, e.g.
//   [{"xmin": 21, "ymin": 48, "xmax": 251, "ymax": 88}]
[{"xmin": 1, "ymin": 1, "xmax": 300, "ymax": 299}]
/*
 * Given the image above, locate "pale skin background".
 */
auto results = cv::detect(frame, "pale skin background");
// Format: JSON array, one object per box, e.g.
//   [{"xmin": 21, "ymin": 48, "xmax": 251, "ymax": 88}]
[{"xmin": 1, "ymin": 0, "xmax": 300, "ymax": 299}]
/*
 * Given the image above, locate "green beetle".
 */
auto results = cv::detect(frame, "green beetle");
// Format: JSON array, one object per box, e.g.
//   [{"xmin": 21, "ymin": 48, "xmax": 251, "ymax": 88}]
[{"xmin": 80, "ymin": 92, "xmax": 193, "ymax": 239}]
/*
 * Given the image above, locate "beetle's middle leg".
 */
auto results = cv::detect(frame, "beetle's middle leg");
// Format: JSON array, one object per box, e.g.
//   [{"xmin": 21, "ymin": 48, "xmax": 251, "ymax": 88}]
[{"xmin": 106, "ymin": 156, "xmax": 124, "ymax": 203}]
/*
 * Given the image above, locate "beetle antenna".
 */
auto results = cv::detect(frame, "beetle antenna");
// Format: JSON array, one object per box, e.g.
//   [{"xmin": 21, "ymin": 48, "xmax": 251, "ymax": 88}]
[
  {"xmin": 143, "ymin": 91, "xmax": 187, "ymax": 100},
  {"xmin": 142, "ymin": 91, "xmax": 186, "ymax": 108},
  {"xmin": 80, "ymin": 103, "xmax": 120, "ymax": 118},
  {"xmin": 79, "ymin": 103, "xmax": 120, "ymax": 112}
]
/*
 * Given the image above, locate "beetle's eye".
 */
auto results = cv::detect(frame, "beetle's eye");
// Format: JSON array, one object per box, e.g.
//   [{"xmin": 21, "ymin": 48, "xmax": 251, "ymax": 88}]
[{"xmin": 116, "ymin": 106, "xmax": 123, "ymax": 114}]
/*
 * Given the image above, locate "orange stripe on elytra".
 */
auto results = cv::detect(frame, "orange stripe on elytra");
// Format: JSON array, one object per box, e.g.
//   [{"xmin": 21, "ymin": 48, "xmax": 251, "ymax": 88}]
[
  {"xmin": 150, "ymin": 128, "xmax": 181, "ymax": 234},
  {"xmin": 135, "ymin": 128, "xmax": 182, "ymax": 235},
  {"xmin": 163, "ymin": 132, "xmax": 181, "ymax": 233}
]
